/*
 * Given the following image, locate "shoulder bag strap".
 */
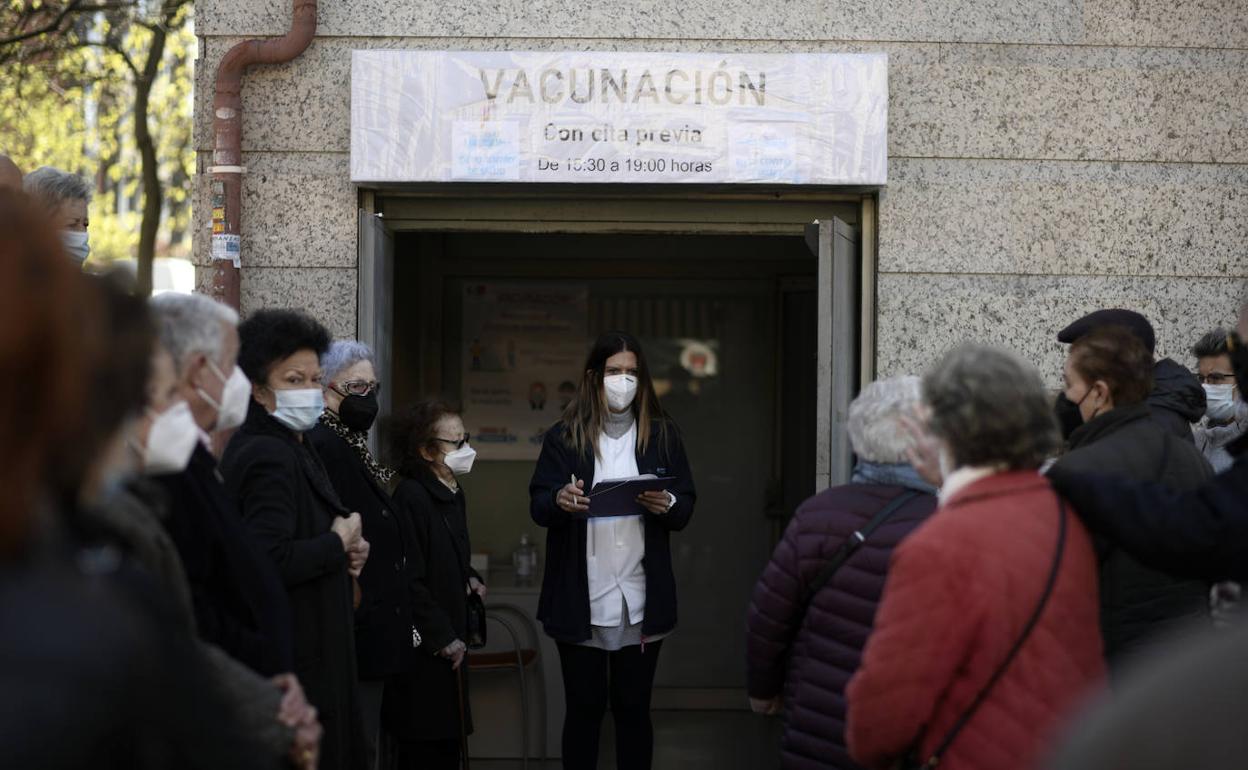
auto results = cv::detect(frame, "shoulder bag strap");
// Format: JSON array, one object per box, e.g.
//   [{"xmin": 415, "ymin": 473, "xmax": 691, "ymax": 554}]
[
  {"xmin": 916, "ymin": 500, "xmax": 1069, "ymax": 769},
  {"xmin": 798, "ymin": 490, "xmax": 921, "ymax": 613}
]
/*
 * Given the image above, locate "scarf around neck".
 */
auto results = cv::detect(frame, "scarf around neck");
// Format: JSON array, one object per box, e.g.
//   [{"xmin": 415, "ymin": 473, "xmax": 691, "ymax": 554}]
[
  {"xmin": 319, "ymin": 409, "xmax": 395, "ymax": 489},
  {"xmin": 851, "ymin": 461, "xmax": 938, "ymax": 496}
]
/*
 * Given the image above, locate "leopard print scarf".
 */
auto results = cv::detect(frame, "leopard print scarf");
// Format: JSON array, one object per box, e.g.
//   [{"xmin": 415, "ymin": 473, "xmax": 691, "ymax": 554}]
[{"xmin": 319, "ymin": 410, "xmax": 395, "ymax": 489}]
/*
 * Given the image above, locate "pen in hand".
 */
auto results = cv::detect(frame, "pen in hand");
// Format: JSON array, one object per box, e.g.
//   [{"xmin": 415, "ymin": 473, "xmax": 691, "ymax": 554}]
[{"xmin": 561, "ymin": 473, "xmax": 588, "ymax": 514}]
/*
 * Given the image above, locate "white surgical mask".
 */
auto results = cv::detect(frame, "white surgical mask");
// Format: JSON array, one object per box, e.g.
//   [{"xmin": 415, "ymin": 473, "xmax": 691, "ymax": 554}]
[
  {"xmin": 1204, "ymin": 383, "xmax": 1239, "ymax": 423},
  {"xmin": 604, "ymin": 374, "xmax": 638, "ymax": 412},
  {"xmin": 61, "ymin": 230, "xmax": 90, "ymax": 264},
  {"xmin": 198, "ymin": 360, "xmax": 251, "ymax": 431},
  {"xmin": 444, "ymin": 444, "xmax": 477, "ymax": 476},
  {"xmin": 143, "ymin": 401, "xmax": 200, "ymax": 475},
  {"xmin": 270, "ymin": 387, "xmax": 324, "ymax": 433}
]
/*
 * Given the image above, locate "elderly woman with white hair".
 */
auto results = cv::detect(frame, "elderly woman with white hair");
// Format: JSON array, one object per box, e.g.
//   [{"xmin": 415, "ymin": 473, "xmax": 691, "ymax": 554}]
[
  {"xmin": 847, "ymin": 346, "xmax": 1105, "ymax": 770},
  {"xmin": 745, "ymin": 376, "xmax": 939, "ymax": 770},
  {"xmin": 23, "ymin": 165, "xmax": 92, "ymax": 264},
  {"xmin": 308, "ymin": 340, "xmax": 442, "ymax": 768}
]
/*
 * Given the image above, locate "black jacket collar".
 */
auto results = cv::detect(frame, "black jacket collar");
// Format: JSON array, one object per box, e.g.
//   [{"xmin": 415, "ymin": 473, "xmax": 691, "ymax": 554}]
[
  {"xmin": 415, "ymin": 468, "xmax": 459, "ymax": 504},
  {"xmin": 239, "ymin": 398, "xmax": 299, "ymax": 443},
  {"xmin": 1068, "ymin": 402, "xmax": 1152, "ymax": 450},
  {"xmin": 239, "ymin": 399, "xmax": 347, "ymax": 514}
]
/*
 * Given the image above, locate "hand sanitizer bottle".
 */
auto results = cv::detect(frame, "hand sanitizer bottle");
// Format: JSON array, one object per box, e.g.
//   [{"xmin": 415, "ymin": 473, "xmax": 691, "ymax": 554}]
[{"xmin": 513, "ymin": 533, "xmax": 538, "ymax": 586}]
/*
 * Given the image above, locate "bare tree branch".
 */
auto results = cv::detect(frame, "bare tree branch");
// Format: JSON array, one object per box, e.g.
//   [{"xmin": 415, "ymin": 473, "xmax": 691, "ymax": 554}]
[{"xmin": 0, "ymin": 1, "xmax": 137, "ymax": 48}]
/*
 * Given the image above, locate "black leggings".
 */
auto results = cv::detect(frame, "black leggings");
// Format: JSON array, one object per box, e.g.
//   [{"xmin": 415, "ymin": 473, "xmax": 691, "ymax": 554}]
[{"xmin": 556, "ymin": 640, "xmax": 664, "ymax": 770}]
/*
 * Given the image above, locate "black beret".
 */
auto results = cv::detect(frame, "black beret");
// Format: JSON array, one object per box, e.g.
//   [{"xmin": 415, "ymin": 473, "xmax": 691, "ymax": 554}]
[{"xmin": 1057, "ymin": 308, "xmax": 1155, "ymax": 354}]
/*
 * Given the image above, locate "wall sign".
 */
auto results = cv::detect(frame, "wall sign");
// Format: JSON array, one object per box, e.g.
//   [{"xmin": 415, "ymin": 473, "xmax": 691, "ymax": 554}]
[{"xmin": 351, "ymin": 51, "xmax": 888, "ymax": 185}]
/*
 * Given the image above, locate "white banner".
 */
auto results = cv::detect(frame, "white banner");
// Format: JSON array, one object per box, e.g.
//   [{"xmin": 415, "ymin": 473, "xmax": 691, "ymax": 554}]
[{"xmin": 351, "ymin": 50, "xmax": 888, "ymax": 185}]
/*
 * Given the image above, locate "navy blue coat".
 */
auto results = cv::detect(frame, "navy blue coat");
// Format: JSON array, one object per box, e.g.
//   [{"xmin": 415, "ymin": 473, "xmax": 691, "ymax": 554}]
[
  {"xmin": 528, "ymin": 419, "xmax": 696, "ymax": 643},
  {"xmin": 746, "ymin": 483, "xmax": 936, "ymax": 770}
]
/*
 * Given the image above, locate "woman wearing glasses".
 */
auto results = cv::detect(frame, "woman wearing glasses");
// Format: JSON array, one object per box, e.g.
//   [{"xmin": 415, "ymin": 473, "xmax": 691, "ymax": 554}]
[
  {"xmin": 529, "ymin": 331, "xmax": 697, "ymax": 770},
  {"xmin": 383, "ymin": 400, "xmax": 484, "ymax": 769},
  {"xmin": 310, "ymin": 341, "xmax": 436, "ymax": 769}
]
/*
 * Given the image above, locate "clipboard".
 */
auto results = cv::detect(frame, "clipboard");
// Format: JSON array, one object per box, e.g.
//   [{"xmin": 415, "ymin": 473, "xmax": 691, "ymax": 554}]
[{"xmin": 583, "ymin": 475, "xmax": 676, "ymax": 518}]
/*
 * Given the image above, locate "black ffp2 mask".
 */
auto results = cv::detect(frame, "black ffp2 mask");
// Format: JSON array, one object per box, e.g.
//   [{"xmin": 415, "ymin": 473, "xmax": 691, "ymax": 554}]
[
  {"xmin": 338, "ymin": 392, "xmax": 379, "ymax": 432},
  {"xmin": 1054, "ymin": 391, "xmax": 1083, "ymax": 441}
]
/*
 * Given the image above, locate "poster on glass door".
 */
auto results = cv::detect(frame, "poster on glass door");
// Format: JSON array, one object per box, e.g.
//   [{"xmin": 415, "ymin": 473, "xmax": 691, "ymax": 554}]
[{"xmin": 461, "ymin": 282, "xmax": 589, "ymax": 460}]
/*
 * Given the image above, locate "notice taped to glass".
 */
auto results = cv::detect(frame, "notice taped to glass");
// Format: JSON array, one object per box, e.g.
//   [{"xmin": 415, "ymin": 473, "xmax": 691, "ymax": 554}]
[{"xmin": 351, "ymin": 51, "xmax": 888, "ymax": 185}]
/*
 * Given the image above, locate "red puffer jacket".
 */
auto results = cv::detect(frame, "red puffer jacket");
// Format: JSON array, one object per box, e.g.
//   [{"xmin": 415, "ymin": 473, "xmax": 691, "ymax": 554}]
[{"xmin": 846, "ymin": 472, "xmax": 1106, "ymax": 770}]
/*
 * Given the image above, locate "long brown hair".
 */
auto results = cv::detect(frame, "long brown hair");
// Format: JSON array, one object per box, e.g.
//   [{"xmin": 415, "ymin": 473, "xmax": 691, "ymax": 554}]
[{"xmin": 561, "ymin": 332, "xmax": 670, "ymax": 459}]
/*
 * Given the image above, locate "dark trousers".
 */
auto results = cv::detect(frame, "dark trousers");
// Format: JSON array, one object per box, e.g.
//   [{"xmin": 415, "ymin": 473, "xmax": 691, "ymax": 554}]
[
  {"xmin": 359, "ymin": 680, "xmax": 385, "ymax": 770},
  {"xmin": 556, "ymin": 640, "xmax": 664, "ymax": 770},
  {"xmin": 392, "ymin": 738, "xmax": 459, "ymax": 770}
]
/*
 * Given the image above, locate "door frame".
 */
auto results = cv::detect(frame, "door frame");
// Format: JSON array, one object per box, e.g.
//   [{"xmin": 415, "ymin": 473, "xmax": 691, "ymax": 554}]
[{"xmin": 358, "ymin": 185, "xmax": 879, "ymax": 494}]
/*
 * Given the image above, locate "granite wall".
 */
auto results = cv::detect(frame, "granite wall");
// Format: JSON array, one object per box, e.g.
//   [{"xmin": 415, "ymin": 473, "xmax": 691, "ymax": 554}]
[{"xmin": 192, "ymin": 0, "xmax": 1248, "ymax": 381}]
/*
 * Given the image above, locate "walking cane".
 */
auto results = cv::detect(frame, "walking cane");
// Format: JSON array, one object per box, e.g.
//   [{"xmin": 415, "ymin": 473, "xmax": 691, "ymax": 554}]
[{"xmin": 457, "ymin": 667, "xmax": 470, "ymax": 770}]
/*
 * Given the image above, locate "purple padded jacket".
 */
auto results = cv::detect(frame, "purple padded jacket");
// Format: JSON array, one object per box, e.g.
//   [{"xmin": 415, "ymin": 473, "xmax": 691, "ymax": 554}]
[{"xmin": 746, "ymin": 482, "xmax": 936, "ymax": 770}]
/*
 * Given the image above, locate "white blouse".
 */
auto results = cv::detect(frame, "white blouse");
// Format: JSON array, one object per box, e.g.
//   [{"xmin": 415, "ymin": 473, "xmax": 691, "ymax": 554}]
[{"xmin": 587, "ymin": 424, "xmax": 647, "ymax": 628}]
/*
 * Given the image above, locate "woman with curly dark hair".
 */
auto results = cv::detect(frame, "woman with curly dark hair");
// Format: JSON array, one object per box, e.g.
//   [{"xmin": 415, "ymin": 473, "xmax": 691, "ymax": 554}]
[
  {"xmin": 383, "ymin": 399, "xmax": 485, "ymax": 769},
  {"xmin": 221, "ymin": 308, "xmax": 371, "ymax": 770}
]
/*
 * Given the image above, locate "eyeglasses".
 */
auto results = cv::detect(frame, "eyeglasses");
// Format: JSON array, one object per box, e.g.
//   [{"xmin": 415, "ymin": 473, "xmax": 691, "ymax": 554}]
[
  {"xmin": 1196, "ymin": 372, "xmax": 1237, "ymax": 385},
  {"xmin": 333, "ymin": 379, "xmax": 381, "ymax": 397},
  {"xmin": 435, "ymin": 434, "xmax": 471, "ymax": 450}
]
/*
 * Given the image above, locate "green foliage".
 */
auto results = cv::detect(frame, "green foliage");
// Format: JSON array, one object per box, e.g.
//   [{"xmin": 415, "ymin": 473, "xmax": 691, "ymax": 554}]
[{"xmin": 0, "ymin": 0, "xmax": 194, "ymax": 273}]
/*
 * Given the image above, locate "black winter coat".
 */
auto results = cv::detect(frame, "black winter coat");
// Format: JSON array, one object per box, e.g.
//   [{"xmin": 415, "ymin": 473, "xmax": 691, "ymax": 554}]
[
  {"xmin": 746, "ymin": 483, "xmax": 936, "ymax": 770},
  {"xmin": 528, "ymin": 420, "xmax": 696, "ymax": 643},
  {"xmin": 1053, "ymin": 403, "xmax": 1213, "ymax": 668},
  {"xmin": 308, "ymin": 423, "xmax": 421, "ymax": 681},
  {"xmin": 153, "ymin": 443, "xmax": 293, "ymax": 677},
  {"xmin": 1149, "ymin": 358, "xmax": 1207, "ymax": 442},
  {"xmin": 221, "ymin": 401, "xmax": 366, "ymax": 770},
  {"xmin": 0, "ymin": 553, "xmax": 271, "ymax": 770},
  {"xmin": 383, "ymin": 471, "xmax": 476, "ymax": 742}
]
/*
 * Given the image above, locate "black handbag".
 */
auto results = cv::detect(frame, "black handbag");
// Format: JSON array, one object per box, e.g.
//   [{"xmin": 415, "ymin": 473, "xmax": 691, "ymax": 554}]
[
  {"xmin": 899, "ymin": 501, "xmax": 1069, "ymax": 770},
  {"xmin": 439, "ymin": 508, "xmax": 488, "ymax": 650},
  {"xmin": 465, "ymin": 591, "xmax": 487, "ymax": 650}
]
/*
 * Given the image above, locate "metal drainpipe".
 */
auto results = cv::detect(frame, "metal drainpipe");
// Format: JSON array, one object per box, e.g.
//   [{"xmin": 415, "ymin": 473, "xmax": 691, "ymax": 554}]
[{"xmin": 208, "ymin": 0, "xmax": 318, "ymax": 311}]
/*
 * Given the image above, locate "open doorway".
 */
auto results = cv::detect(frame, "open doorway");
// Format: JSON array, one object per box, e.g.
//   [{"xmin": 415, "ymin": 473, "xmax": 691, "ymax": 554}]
[{"xmin": 359, "ymin": 191, "xmax": 868, "ymax": 766}]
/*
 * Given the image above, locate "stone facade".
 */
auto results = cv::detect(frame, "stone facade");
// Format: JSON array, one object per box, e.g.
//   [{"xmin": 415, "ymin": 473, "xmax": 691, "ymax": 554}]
[{"xmin": 193, "ymin": 0, "xmax": 1248, "ymax": 380}]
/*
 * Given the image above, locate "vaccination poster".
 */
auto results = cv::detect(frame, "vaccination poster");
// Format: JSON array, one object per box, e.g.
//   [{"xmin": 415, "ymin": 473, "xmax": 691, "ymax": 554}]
[{"xmin": 461, "ymin": 282, "xmax": 589, "ymax": 460}]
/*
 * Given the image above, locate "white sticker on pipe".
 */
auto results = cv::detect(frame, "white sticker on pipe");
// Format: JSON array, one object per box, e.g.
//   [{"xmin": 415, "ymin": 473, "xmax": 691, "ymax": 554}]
[{"xmin": 211, "ymin": 234, "xmax": 241, "ymax": 268}]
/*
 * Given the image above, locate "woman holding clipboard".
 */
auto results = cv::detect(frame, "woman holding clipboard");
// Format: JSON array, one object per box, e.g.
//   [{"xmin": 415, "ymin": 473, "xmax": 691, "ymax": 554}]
[{"xmin": 529, "ymin": 331, "xmax": 697, "ymax": 770}]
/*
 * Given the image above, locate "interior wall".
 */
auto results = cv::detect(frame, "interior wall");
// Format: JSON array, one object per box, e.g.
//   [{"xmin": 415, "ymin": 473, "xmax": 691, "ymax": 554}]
[{"xmin": 390, "ymin": 232, "xmax": 816, "ymax": 566}]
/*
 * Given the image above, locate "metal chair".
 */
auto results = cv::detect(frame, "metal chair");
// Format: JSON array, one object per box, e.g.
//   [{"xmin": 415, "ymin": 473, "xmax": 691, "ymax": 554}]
[{"xmin": 467, "ymin": 602, "xmax": 548, "ymax": 768}]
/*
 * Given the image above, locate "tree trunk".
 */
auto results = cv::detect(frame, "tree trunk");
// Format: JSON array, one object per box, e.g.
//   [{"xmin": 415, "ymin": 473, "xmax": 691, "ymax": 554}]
[{"xmin": 133, "ymin": 18, "xmax": 167, "ymax": 296}]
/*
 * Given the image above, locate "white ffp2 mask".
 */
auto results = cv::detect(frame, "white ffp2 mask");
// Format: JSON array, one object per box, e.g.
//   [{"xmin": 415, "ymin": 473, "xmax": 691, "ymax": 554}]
[
  {"xmin": 444, "ymin": 444, "xmax": 477, "ymax": 476},
  {"xmin": 604, "ymin": 374, "xmax": 638, "ymax": 412},
  {"xmin": 143, "ymin": 401, "xmax": 200, "ymax": 475},
  {"xmin": 199, "ymin": 360, "xmax": 252, "ymax": 432}
]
